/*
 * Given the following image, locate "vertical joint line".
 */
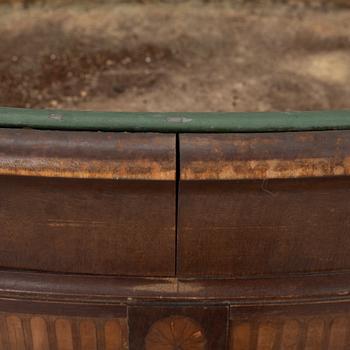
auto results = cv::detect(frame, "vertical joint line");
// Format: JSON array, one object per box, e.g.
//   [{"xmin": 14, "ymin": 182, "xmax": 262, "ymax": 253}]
[{"xmin": 175, "ymin": 133, "xmax": 180, "ymax": 276}]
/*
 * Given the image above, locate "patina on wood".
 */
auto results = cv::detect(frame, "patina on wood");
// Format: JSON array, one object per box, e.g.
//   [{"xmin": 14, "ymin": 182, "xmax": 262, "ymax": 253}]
[
  {"xmin": 178, "ymin": 131, "xmax": 350, "ymax": 278},
  {"xmin": 1, "ymin": 110, "xmax": 350, "ymax": 349},
  {"xmin": 180, "ymin": 131, "xmax": 350, "ymax": 180},
  {"xmin": 0, "ymin": 128, "xmax": 175, "ymax": 180},
  {"xmin": 0, "ymin": 129, "xmax": 176, "ymax": 276}
]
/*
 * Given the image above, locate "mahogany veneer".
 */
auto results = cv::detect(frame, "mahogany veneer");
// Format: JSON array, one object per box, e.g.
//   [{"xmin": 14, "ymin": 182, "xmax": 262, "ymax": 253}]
[{"xmin": 1, "ymin": 123, "xmax": 350, "ymax": 349}]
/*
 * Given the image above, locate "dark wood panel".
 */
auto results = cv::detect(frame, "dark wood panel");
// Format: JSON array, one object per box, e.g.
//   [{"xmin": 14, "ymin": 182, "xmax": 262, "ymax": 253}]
[
  {"xmin": 179, "ymin": 132, "xmax": 350, "ymax": 278},
  {"xmin": 0, "ymin": 176, "xmax": 175, "ymax": 276},
  {"xmin": 178, "ymin": 178, "xmax": 350, "ymax": 277},
  {"xmin": 128, "ymin": 305, "xmax": 228, "ymax": 350}
]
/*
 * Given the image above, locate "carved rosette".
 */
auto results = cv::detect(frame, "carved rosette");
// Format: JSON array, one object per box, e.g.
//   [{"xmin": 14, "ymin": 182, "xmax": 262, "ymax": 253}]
[{"xmin": 145, "ymin": 315, "xmax": 207, "ymax": 350}]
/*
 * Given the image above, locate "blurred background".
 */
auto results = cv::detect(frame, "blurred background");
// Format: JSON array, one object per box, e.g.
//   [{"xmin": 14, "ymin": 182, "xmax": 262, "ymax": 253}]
[{"xmin": 0, "ymin": 0, "xmax": 349, "ymax": 112}]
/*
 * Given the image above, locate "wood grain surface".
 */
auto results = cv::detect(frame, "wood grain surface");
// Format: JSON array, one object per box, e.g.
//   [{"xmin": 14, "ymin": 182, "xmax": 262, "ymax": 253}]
[
  {"xmin": 179, "ymin": 131, "xmax": 350, "ymax": 277},
  {"xmin": 180, "ymin": 131, "xmax": 350, "ymax": 180},
  {"xmin": 178, "ymin": 178, "xmax": 350, "ymax": 277},
  {"xmin": 0, "ymin": 129, "xmax": 175, "ymax": 180},
  {"xmin": 0, "ymin": 176, "xmax": 175, "ymax": 276},
  {"xmin": 0, "ymin": 313, "xmax": 127, "ymax": 350},
  {"xmin": 1, "ymin": 127, "xmax": 350, "ymax": 349},
  {"xmin": 230, "ymin": 303, "xmax": 350, "ymax": 350},
  {"xmin": 0, "ymin": 129, "xmax": 176, "ymax": 276}
]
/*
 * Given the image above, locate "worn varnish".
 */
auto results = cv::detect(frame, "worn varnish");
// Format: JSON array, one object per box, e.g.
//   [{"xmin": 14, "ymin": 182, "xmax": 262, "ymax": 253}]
[
  {"xmin": 1, "ymin": 270, "xmax": 350, "ymax": 307},
  {"xmin": 1, "ymin": 126, "xmax": 350, "ymax": 349},
  {"xmin": 178, "ymin": 178, "xmax": 350, "ymax": 277},
  {"xmin": 0, "ymin": 176, "xmax": 175, "ymax": 276},
  {"xmin": 0, "ymin": 129, "xmax": 175, "ymax": 180},
  {"xmin": 0, "ymin": 129, "xmax": 176, "ymax": 276},
  {"xmin": 180, "ymin": 131, "xmax": 350, "ymax": 180},
  {"xmin": 178, "ymin": 132, "xmax": 350, "ymax": 277}
]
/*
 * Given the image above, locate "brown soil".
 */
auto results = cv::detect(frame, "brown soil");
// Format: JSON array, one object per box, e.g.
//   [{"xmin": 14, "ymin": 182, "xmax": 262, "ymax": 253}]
[{"xmin": 0, "ymin": 3, "xmax": 350, "ymax": 112}]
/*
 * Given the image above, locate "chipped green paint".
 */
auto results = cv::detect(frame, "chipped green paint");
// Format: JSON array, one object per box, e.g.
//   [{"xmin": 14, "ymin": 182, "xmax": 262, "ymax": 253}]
[{"xmin": 1, "ymin": 107, "xmax": 350, "ymax": 133}]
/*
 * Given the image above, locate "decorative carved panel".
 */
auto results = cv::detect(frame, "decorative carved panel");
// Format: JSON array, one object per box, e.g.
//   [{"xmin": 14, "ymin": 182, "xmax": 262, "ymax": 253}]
[
  {"xmin": 230, "ymin": 305, "xmax": 350, "ymax": 350},
  {"xmin": 145, "ymin": 316, "xmax": 207, "ymax": 350},
  {"xmin": 129, "ymin": 306, "xmax": 228, "ymax": 350},
  {"xmin": 0, "ymin": 313, "xmax": 128, "ymax": 350}
]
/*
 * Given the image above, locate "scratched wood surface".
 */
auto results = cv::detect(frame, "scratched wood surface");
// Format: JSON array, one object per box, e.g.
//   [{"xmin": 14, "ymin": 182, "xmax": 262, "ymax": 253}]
[
  {"xmin": 178, "ymin": 131, "xmax": 350, "ymax": 277},
  {"xmin": 0, "ymin": 176, "xmax": 176, "ymax": 276},
  {"xmin": 0, "ymin": 129, "xmax": 175, "ymax": 180},
  {"xmin": 1, "ymin": 127, "xmax": 350, "ymax": 348},
  {"xmin": 178, "ymin": 178, "xmax": 350, "ymax": 277},
  {"xmin": 180, "ymin": 131, "xmax": 350, "ymax": 181},
  {"xmin": 0, "ymin": 129, "xmax": 176, "ymax": 276}
]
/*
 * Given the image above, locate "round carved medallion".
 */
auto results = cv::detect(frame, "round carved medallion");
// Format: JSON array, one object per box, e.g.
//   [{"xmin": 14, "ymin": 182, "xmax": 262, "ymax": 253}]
[{"xmin": 145, "ymin": 315, "xmax": 207, "ymax": 350}]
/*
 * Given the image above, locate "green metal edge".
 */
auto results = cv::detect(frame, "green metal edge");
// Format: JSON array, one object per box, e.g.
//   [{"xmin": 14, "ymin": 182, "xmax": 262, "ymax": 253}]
[{"xmin": 1, "ymin": 107, "xmax": 350, "ymax": 133}]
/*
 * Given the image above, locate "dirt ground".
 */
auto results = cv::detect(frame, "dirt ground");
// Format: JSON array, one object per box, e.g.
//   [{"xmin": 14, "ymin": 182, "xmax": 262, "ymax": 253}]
[{"xmin": 0, "ymin": 2, "xmax": 350, "ymax": 112}]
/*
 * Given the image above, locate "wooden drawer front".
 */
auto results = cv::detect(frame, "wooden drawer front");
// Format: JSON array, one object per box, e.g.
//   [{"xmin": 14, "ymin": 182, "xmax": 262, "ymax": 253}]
[
  {"xmin": 230, "ymin": 304, "xmax": 350, "ymax": 350},
  {"xmin": 0, "ymin": 129, "xmax": 176, "ymax": 276},
  {"xmin": 0, "ymin": 312, "xmax": 128, "ymax": 350},
  {"xmin": 178, "ymin": 132, "xmax": 350, "ymax": 277}
]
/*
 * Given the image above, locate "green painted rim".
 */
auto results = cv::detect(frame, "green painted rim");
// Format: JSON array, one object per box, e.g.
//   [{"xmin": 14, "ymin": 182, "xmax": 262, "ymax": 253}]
[{"xmin": 1, "ymin": 107, "xmax": 350, "ymax": 133}]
